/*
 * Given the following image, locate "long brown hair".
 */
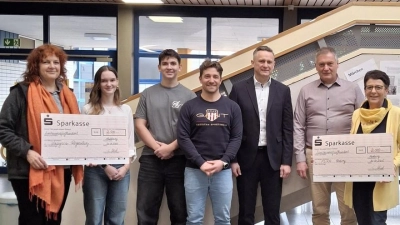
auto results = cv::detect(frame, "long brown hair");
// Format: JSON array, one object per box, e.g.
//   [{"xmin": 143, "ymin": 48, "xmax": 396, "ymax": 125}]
[
  {"xmin": 88, "ymin": 65, "xmax": 121, "ymax": 115},
  {"xmin": 23, "ymin": 44, "xmax": 68, "ymax": 84}
]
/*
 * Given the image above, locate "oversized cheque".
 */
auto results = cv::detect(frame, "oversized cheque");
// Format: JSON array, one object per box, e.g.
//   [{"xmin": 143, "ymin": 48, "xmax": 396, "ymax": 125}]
[
  {"xmin": 312, "ymin": 133, "xmax": 394, "ymax": 182},
  {"xmin": 41, "ymin": 113, "xmax": 129, "ymax": 165}
]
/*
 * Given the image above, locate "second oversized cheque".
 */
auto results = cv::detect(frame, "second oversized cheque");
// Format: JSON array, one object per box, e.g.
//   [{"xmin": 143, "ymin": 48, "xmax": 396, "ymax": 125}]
[
  {"xmin": 41, "ymin": 113, "xmax": 129, "ymax": 165},
  {"xmin": 312, "ymin": 133, "xmax": 394, "ymax": 182}
]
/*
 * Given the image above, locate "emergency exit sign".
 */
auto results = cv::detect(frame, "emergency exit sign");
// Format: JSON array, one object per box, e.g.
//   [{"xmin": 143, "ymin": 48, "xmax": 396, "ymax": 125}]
[{"xmin": 3, "ymin": 38, "xmax": 20, "ymax": 47}]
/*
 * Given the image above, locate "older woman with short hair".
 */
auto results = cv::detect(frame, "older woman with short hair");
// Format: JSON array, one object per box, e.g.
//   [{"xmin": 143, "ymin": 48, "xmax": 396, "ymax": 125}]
[{"xmin": 344, "ymin": 70, "xmax": 400, "ymax": 225}]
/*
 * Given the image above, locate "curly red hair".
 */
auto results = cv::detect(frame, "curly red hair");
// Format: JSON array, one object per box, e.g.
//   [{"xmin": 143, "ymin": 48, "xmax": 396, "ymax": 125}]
[{"xmin": 23, "ymin": 44, "xmax": 68, "ymax": 83}]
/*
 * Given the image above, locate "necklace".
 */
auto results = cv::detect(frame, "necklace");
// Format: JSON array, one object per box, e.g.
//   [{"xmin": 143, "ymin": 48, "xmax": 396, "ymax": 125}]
[{"xmin": 103, "ymin": 106, "xmax": 116, "ymax": 114}]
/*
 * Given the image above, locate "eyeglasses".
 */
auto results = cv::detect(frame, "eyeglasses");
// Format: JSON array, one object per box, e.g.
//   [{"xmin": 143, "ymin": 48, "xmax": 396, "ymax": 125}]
[{"xmin": 365, "ymin": 85, "xmax": 385, "ymax": 91}]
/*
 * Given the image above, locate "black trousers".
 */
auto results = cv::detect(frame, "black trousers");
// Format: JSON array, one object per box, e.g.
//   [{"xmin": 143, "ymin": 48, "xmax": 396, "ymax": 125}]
[
  {"xmin": 353, "ymin": 182, "xmax": 387, "ymax": 225},
  {"xmin": 10, "ymin": 168, "xmax": 72, "ymax": 225},
  {"xmin": 236, "ymin": 147, "xmax": 283, "ymax": 225},
  {"xmin": 136, "ymin": 155, "xmax": 187, "ymax": 225}
]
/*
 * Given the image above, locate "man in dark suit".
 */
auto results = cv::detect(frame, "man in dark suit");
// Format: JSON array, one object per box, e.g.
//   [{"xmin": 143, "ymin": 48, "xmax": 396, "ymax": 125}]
[{"xmin": 229, "ymin": 46, "xmax": 293, "ymax": 225}]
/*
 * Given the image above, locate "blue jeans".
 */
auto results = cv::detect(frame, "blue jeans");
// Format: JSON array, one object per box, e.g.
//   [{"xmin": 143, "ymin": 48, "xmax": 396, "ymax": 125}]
[
  {"xmin": 184, "ymin": 167, "xmax": 233, "ymax": 225},
  {"xmin": 136, "ymin": 155, "xmax": 187, "ymax": 225},
  {"xmin": 83, "ymin": 165, "xmax": 130, "ymax": 225}
]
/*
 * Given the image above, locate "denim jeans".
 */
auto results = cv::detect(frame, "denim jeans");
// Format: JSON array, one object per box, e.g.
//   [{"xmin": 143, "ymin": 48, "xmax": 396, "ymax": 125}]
[
  {"xmin": 136, "ymin": 155, "xmax": 187, "ymax": 225},
  {"xmin": 184, "ymin": 167, "xmax": 233, "ymax": 225},
  {"xmin": 83, "ymin": 164, "xmax": 130, "ymax": 225}
]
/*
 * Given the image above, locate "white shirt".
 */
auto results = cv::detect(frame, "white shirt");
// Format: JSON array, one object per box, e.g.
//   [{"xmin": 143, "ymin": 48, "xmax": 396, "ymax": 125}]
[
  {"xmin": 254, "ymin": 76, "xmax": 271, "ymax": 146},
  {"xmin": 82, "ymin": 104, "xmax": 137, "ymax": 161}
]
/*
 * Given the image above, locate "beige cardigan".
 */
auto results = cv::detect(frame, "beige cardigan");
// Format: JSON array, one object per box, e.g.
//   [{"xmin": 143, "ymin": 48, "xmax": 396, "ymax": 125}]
[{"xmin": 344, "ymin": 105, "xmax": 400, "ymax": 211}]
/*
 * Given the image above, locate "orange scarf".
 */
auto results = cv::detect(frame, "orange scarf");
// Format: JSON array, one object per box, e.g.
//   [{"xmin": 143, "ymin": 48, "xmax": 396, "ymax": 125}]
[{"xmin": 27, "ymin": 80, "xmax": 83, "ymax": 219}]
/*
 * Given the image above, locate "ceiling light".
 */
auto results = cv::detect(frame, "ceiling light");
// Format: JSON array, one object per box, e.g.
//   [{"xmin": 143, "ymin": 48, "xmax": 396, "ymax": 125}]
[
  {"xmin": 148, "ymin": 16, "xmax": 183, "ymax": 23},
  {"xmin": 84, "ymin": 33, "xmax": 115, "ymax": 41},
  {"xmin": 122, "ymin": 0, "xmax": 163, "ymax": 3}
]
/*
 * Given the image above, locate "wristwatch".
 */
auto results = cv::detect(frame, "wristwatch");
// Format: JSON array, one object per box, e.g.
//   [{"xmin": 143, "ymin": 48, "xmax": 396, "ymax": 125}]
[{"xmin": 222, "ymin": 161, "xmax": 229, "ymax": 170}]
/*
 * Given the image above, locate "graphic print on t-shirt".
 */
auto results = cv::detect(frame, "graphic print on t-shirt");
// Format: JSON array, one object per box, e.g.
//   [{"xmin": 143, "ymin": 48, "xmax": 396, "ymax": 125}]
[
  {"xmin": 196, "ymin": 109, "xmax": 229, "ymax": 122},
  {"xmin": 171, "ymin": 101, "xmax": 184, "ymax": 109}
]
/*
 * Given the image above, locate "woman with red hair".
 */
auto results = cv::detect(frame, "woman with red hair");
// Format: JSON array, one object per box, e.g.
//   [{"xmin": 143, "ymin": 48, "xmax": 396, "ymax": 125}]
[{"xmin": 0, "ymin": 44, "xmax": 83, "ymax": 225}]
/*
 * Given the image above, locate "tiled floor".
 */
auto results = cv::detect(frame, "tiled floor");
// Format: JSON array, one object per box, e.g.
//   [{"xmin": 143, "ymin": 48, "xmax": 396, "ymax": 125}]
[
  {"xmin": 282, "ymin": 207, "xmax": 400, "ymax": 225},
  {"xmin": 281, "ymin": 192, "xmax": 400, "ymax": 225},
  {"xmin": 256, "ymin": 191, "xmax": 400, "ymax": 225}
]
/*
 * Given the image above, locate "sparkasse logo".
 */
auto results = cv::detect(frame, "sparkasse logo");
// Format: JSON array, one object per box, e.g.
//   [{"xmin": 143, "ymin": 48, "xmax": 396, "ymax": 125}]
[
  {"xmin": 44, "ymin": 115, "xmax": 53, "ymax": 125},
  {"xmin": 314, "ymin": 136, "xmax": 322, "ymax": 146}
]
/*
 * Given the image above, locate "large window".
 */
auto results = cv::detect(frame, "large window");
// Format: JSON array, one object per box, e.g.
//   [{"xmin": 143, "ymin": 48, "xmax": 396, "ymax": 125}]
[
  {"xmin": 0, "ymin": 60, "xmax": 25, "ymax": 110},
  {"xmin": 139, "ymin": 16, "xmax": 206, "ymax": 54},
  {"xmin": 71, "ymin": 61, "xmax": 109, "ymax": 109},
  {"xmin": 135, "ymin": 10, "xmax": 282, "ymax": 93},
  {"xmin": 0, "ymin": 15, "xmax": 43, "ymax": 49},
  {"xmin": 211, "ymin": 18, "xmax": 279, "ymax": 56},
  {"xmin": 50, "ymin": 16, "xmax": 117, "ymax": 50},
  {"xmin": 137, "ymin": 16, "xmax": 208, "ymax": 91},
  {"xmin": 138, "ymin": 57, "xmax": 160, "ymax": 92}
]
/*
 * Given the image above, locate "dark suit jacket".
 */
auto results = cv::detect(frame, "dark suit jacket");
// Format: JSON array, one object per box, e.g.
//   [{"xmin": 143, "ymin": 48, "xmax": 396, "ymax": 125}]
[{"xmin": 229, "ymin": 77, "xmax": 293, "ymax": 171}]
